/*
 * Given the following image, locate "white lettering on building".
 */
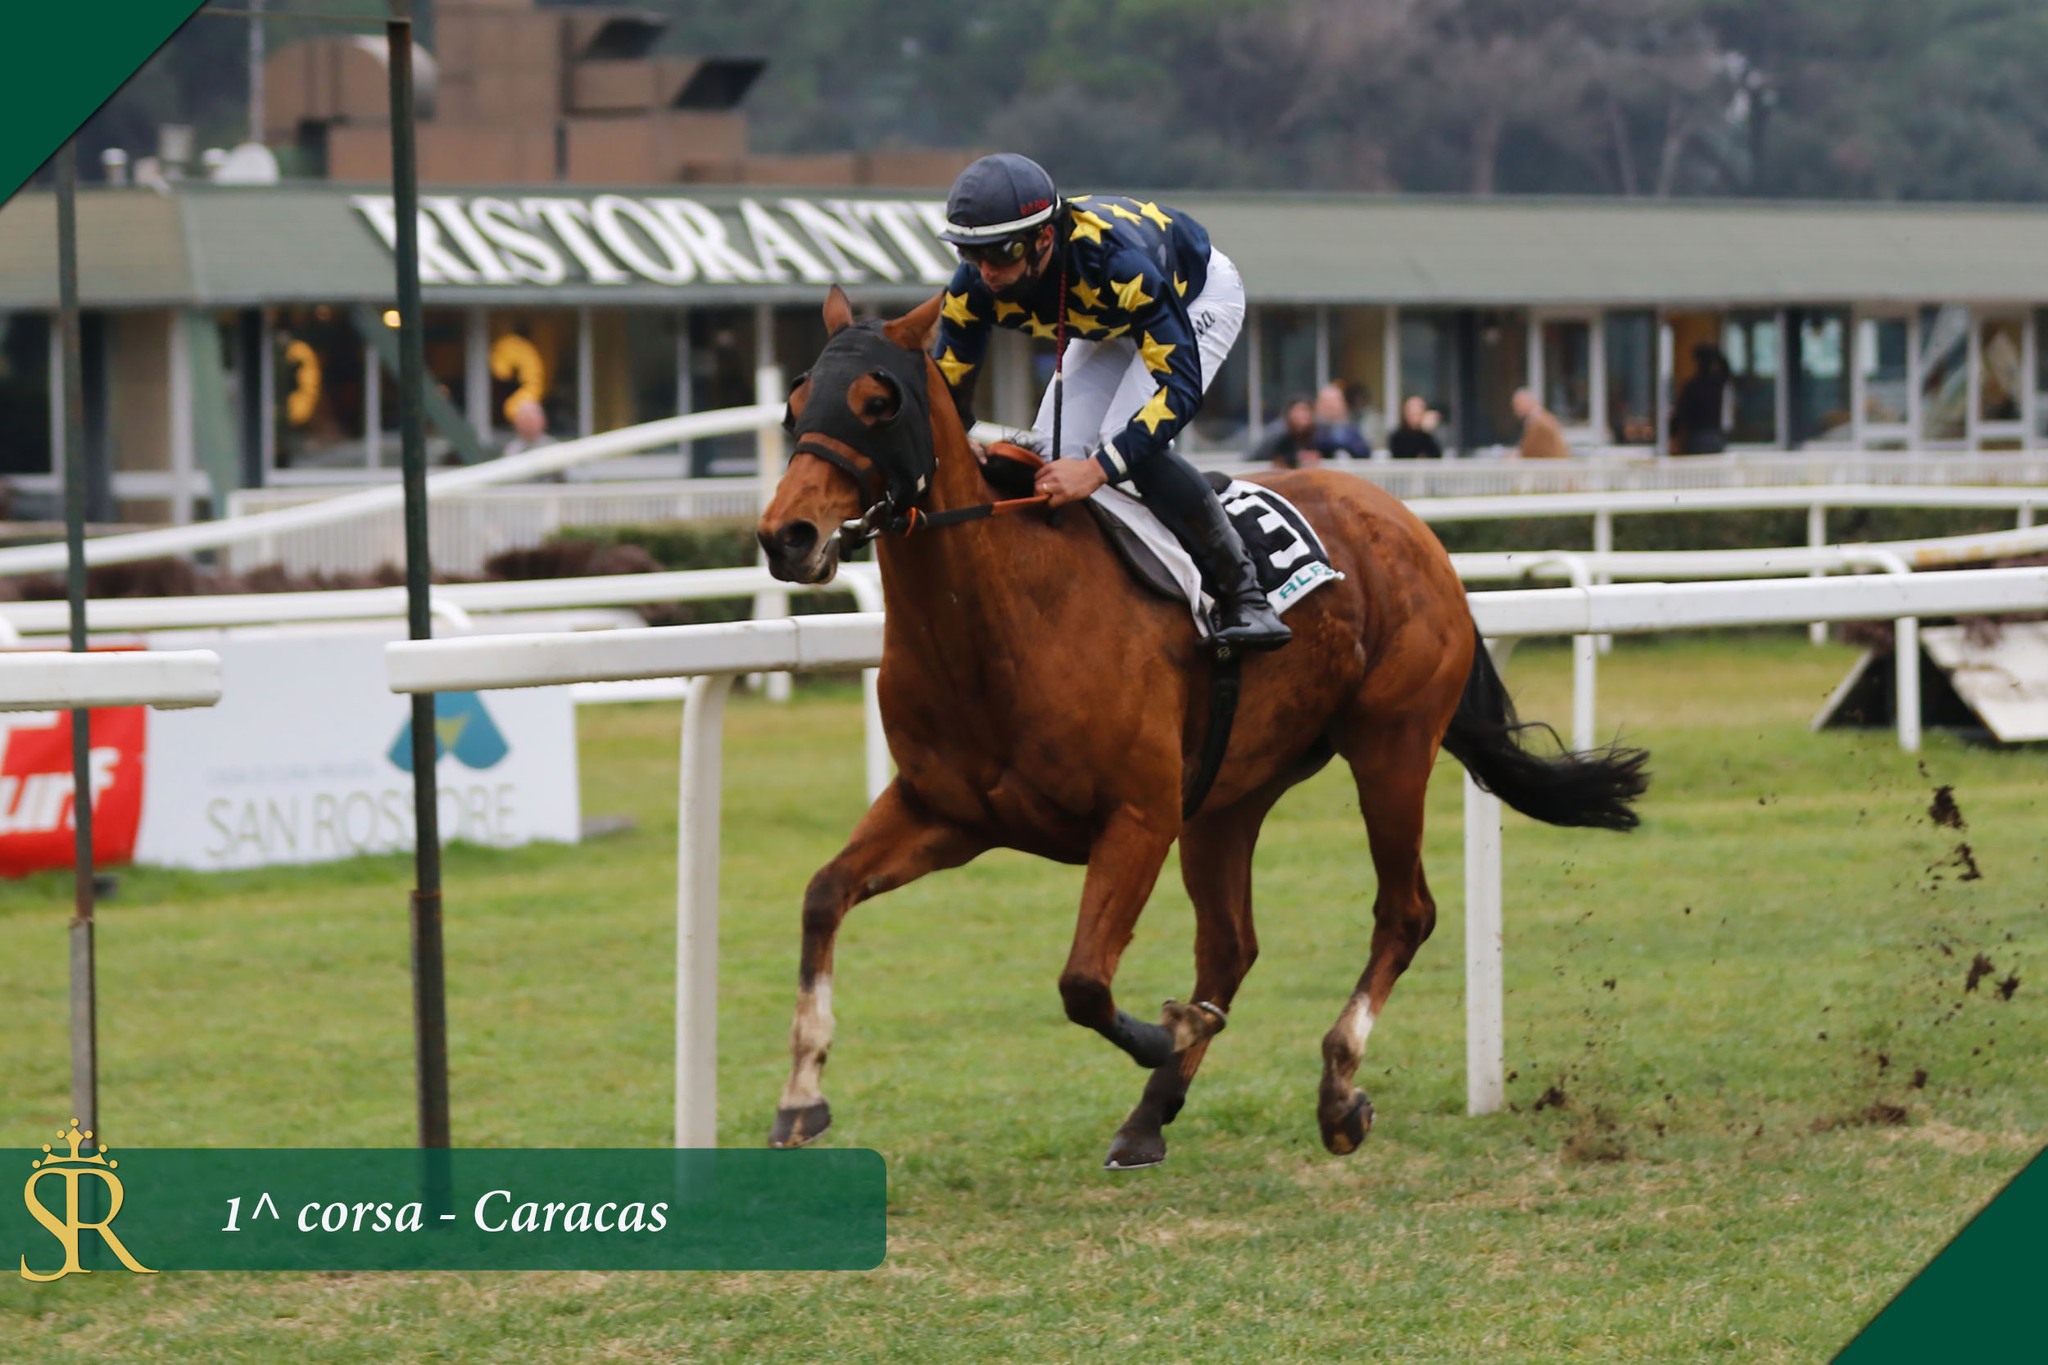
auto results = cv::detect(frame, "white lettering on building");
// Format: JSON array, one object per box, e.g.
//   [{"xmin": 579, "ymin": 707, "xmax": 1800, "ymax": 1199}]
[{"xmin": 349, "ymin": 194, "xmax": 953, "ymax": 290}]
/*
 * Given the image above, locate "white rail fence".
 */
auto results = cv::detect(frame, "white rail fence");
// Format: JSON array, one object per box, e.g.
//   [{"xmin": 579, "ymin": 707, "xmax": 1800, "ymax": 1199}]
[
  {"xmin": 0, "ymin": 650, "xmax": 223, "ymax": 712},
  {"xmin": 384, "ymin": 565, "xmax": 2048, "ymax": 1144}
]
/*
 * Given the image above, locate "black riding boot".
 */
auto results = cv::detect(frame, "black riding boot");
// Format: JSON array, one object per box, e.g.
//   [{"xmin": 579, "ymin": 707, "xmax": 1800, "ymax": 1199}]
[{"xmin": 1176, "ymin": 491, "xmax": 1293, "ymax": 653}]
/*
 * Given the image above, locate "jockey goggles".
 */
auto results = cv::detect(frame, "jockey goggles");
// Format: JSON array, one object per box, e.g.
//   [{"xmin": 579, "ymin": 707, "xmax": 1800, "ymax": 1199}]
[{"xmin": 955, "ymin": 233, "xmax": 1038, "ymax": 267}]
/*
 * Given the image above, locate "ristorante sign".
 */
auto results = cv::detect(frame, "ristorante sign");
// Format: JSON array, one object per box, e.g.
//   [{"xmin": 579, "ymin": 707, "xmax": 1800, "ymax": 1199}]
[{"xmin": 350, "ymin": 194, "xmax": 957, "ymax": 289}]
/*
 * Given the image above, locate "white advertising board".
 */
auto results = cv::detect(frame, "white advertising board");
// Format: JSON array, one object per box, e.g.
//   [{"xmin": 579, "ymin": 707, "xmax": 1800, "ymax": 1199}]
[{"xmin": 135, "ymin": 632, "xmax": 578, "ymax": 871}]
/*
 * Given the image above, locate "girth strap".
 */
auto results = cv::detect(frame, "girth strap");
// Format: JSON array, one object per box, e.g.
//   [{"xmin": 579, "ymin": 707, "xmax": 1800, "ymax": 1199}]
[{"xmin": 1181, "ymin": 649, "xmax": 1243, "ymax": 820}]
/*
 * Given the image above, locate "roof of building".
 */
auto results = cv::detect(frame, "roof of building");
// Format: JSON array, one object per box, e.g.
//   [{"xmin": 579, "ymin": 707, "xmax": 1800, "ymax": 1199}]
[{"xmin": 3, "ymin": 182, "xmax": 2047, "ymax": 311}]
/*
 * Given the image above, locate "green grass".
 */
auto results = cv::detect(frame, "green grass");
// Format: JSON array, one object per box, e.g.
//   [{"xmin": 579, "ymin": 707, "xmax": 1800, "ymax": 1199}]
[{"xmin": 2, "ymin": 634, "xmax": 2043, "ymax": 1362}]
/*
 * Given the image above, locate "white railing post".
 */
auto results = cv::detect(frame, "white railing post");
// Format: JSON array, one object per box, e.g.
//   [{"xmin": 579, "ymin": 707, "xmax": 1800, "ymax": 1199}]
[
  {"xmin": 1808, "ymin": 502, "xmax": 1828, "ymax": 644},
  {"xmin": 676, "ymin": 671, "xmax": 735, "ymax": 1148},
  {"xmin": 752, "ymin": 364, "xmax": 791, "ymax": 703},
  {"xmin": 1844, "ymin": 548, "xmax": 1919, "ymax": 753},
  {"xmin": 1591, "ymin": 508, "xmax": 1613, "ymax": 655},
  {"xmin": 1464, "ymin": 635, "xmax": 1514, "ymax": 1118},
  {"xmin": 844, "ymin": 568, "xmax": 891, "ymax": 804}
]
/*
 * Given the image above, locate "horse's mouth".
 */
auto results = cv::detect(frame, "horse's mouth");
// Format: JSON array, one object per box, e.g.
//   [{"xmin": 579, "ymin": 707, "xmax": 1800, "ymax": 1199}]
[{"xmin": 772, "ymin": 537, "xmax": 841, "ymax": 586}]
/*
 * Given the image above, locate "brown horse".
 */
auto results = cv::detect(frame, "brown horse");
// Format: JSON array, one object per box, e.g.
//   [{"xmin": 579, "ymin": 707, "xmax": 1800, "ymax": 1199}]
[{"xmin": 757, "ymin": 287, "xmax": 1648, "ymax": 1167}]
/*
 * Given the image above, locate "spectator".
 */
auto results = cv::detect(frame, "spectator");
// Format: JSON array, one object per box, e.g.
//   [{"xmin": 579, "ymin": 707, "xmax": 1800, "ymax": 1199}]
[
  {"xmin": 1256, "ymin": 396, "xmax": 1324, "ymax": 470},
  {"xmin": 1314, "ymin": 383, "xmax": 1371, "ymax": 460},
  {"xmin": 1671, "ymin": 342, "xmax": 1730, "ymax": 454},
  {"xmin": 1388, "ymin": 394, "xmax": 1444, "ymax": 460},
  {"xmin": 1511, "ymin": 387, "xmax": 1570, "ymax": 460},
  {"xmin": 502, "ymin": 398, "xmax": 556, "ymax": 458}
]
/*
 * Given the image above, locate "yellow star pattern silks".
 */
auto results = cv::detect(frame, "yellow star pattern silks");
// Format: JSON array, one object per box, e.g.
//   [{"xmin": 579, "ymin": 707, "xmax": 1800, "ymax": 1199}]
[
  {"xmin": 1069, "ymin": 206, "xmax": 1113, "ymax": 245},
  {"xmin": 1067, "ymin": 310, "xmax": 1106, "ymax": 335},
  {"xmin": 993, "ymin": 299, "xmax": 1025, "ymax": 322},
  {"xmin": 941, "ymin": 291, "xmax": 978, "ymax": 328},
  {"xmin": 1138, "ymin": 331, "xmax": 1177, "ymax": 374},
  {"xmin": 1111, "ymin": 274, "xmax": 1154, "ymax": 313},
  {"xmin": 1071, "ymin": 280, "xmax": 1104, "ymax": 311},
  {"xmin": 1135, "ymin": 200, "xmax": 1172, "ymax": 229},
  {"xmin": 1134, "ymin": 386, "xmax": 1177, "ymax": 434},
  {"xmin": 935, "ymin": 347, "xmax": 975, "ymax": 386},
  {"xmin": 1024, "ymin": 315, "xmax": 1059, "ymax": 340}
]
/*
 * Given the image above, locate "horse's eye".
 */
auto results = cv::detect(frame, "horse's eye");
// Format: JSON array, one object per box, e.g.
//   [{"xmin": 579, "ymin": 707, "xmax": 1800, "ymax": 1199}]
[{"xmin": 863, "ymin": 394, "xmax": 894, "ymax": 418}]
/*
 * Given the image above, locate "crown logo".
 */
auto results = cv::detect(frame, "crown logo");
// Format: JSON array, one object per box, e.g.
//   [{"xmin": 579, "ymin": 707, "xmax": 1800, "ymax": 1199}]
[{"xmin": 29, "ymin": 1119, "xmax": 116, "ymax": 1172}]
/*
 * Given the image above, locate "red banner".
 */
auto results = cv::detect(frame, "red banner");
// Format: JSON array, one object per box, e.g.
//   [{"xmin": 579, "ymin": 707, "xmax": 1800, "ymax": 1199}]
[{"xmin": 0, "ymin": 707, "xmax": 147, "ymax": 877}]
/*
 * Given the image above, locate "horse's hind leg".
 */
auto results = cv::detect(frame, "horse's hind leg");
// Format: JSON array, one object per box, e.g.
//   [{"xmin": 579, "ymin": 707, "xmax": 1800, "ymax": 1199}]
[
  {"xmin": 1319, "ymin": 726, "xmax": 1441, "ymax": 1155},
  {"xmin": 1103, "ymin": 797, "xmax": 1272, "ymax": 1170},
  {"xmin": 770, "ymin": 779, "xmax": 987, "ymax": 1147}
]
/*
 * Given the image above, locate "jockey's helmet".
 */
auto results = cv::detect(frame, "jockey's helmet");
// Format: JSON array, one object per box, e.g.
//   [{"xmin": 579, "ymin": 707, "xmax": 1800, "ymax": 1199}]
[{"xmin": 936, "ymin": 153, "xmax": 1060, "ymax": 262}]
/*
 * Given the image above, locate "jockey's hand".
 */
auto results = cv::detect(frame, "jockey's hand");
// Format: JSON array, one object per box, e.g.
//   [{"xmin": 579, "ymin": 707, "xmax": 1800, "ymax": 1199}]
[
  {"xmin": 1035, "ymin": 456, "xmax": 1108, "ymax": 508},
  {"xmin": 967, "ymin": 439, "xmax": 988, "ymax": 465}
]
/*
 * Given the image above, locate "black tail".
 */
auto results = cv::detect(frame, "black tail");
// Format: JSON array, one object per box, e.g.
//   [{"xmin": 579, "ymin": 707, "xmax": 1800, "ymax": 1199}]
[{"xmin": 1441, "ymin": 624, "xmax": 1650, "ymax": 831}]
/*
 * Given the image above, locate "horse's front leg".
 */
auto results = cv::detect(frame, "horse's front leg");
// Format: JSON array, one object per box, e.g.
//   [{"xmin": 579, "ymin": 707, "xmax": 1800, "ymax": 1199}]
[
  {"xmin": 770, "ymin": 780, "xmax": 987, "ymax": 1147},
  {"xmin": 1060, "ymin": 806, "xmax": 1225, "ymax": 1068}
]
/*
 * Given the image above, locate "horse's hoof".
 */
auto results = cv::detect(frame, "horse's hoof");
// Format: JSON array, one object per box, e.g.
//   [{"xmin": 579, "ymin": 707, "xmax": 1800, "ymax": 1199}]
[
  {"xmin": 769, "ymin": 1100, "xmax": 832, "ymax": 1148},
  {"xmin": 1320, "ymin": 1090, "xmax": 1374, "ymax": 1156},
  {"xmin": 1104, "ymin": 1127, "xmax": 1167, "ymax": 1170}
]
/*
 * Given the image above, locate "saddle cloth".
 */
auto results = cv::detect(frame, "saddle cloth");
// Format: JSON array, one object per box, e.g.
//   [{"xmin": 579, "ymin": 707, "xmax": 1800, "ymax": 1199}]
[{"xmin": 1085, "ymin": 473, "xmax": 1345, "ymax": 637}]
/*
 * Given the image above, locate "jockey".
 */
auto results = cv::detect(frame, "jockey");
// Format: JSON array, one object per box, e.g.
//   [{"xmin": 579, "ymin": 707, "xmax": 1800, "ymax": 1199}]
[{"xmin": 929, "ymin": 152, "xmax": 1291, "ymax": 652}]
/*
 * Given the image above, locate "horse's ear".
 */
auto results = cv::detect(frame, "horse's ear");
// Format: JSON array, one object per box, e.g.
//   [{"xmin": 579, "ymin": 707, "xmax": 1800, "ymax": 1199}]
[
  {"xmin": 883, "ymin": 294, "xmax": 945, "ymax": 352},
  {"xmin": 822, "ymin": 285, "xmax": 854, "ymax": 335}
]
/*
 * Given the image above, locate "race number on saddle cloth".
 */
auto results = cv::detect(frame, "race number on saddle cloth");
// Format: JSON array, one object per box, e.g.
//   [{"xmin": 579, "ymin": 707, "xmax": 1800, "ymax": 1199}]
[{"xmin": 1086, "ymin": 477, "xmax": 1345, "ymax": 639}]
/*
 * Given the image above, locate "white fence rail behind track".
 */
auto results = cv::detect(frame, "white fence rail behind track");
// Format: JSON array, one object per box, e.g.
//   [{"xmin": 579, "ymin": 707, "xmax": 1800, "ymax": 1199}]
[
  {"xmin": 385, "ymin": 565, "xmax": 2048, "ymax": 1144},
  {"xmin": 0, "ymin": 650, "xmax": 224, "ymax": 712}
]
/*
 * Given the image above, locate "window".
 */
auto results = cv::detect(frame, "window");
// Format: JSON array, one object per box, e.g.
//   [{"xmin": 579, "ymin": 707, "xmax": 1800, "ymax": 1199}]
[
  {"xmin": 685, "ymin": 307, "xmax": 757, "ymax": 476},
  {"xmin": 373, "ymin": 309, "xmax": 467, "ymax": 468},
  {"xmin": 0, "ymin": 312, "xmax": 52, "ymax": 476},
  {"xmin": 592, "ymin": 309, "xmax": 680, "ymax": 438},
  {"xmin": 1791, "ymin": 308, "xmax": 1850, "ymax": 444},
  {"xmin": 1978, "ymin": 315, "xmax": 2024, "ymax": 425},
  {"xmin": 1468, "ymin": 308, "xmax": 1529, "ymax": 451},
  {"xmin": 2036, "ymin": 309, "xmax": 2048, "ymax": 443},
  {"xmin": 1328, "ymin": 306, "xmax": 1388, "ymax": 442},
  {"xmin": 272, "ymin": 305, "xmax": 366, "ymax": 470},
  {"xmin": 1540, "ymin": 319, "xmax": 1593, "ymax": 427},
  {"xmin": 1603, "ymin": 311, "xmax": 1655, "ymax": 445},
  {"xmin": 1256, "ymin": 305, "xmax": 1318, "ymax": 435},
  {"xmin": 1723, "ymin": 311, "xmax": 1779, "ymax": 445},
  {"xmin": 1859, "ymin": 317, "xmax": 1910, "ymax": 428},
  {"xmin": 487, "ymin": 308, "xmax": 581, "ymax": 445},
  {"xmin": 1397, "ymin": 310, "xmax": 1460, "ymax": 450},
  {"xmin": 1918, "ymin": 305, "xmax": 1968, "ymax": 443}
]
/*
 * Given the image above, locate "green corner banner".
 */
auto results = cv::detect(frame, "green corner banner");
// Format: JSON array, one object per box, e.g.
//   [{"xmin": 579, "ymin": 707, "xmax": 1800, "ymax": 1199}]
[
  {"xmin": 1835, "ymin": 1145, "xmax": 2047, "ymax": 1359},
  {"xmin": 1, "ymin": 1, "xmax": 209, "ymax": 201}
]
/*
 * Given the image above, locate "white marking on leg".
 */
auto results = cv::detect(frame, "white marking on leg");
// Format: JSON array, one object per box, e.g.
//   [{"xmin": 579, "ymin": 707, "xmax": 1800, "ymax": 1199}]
[
  {"xmin": 780, "ymin": 974, "xmax": 835, "ymax": 1110},
  {"xmin": 1340, "ymin": 998, "xmax": 1378, "ymax": 1064}
]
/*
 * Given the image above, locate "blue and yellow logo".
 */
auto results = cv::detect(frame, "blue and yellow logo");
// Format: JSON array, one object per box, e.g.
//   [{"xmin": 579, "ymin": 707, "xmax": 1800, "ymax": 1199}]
[
  {"xmin": 388, "ymin": 692, "xmax": 510, "ymax": 772},
  {"xmin": 20, "ymin": 1120, "xmax": 153, "ymax": 1282}
]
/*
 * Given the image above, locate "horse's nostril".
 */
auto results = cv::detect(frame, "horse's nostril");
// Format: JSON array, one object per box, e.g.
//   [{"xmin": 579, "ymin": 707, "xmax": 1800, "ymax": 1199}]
[{"xmin": 778, "ymin": 521, "xmax": 820, "ymax": 558}]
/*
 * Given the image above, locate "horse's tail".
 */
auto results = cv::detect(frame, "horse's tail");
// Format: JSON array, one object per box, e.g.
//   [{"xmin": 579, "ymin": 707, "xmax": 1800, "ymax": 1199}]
[{"xmin": 1441, "ymin": 623, "xmax": 1649, "ymax": 831}]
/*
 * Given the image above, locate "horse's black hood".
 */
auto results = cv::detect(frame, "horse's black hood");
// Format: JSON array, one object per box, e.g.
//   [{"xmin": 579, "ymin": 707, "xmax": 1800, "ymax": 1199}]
[{"xmin": 786, "ymin": 320, "xmax": 935, "ymax": 518}]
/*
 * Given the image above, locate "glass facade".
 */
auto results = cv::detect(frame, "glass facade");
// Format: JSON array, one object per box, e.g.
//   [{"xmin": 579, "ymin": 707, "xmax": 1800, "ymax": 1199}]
[
  {"xmin": 1978, "ymin": 314, "xmax": 2025, "ymax": 425},
  {"xmin": 1723, "ymin": 311, "xmax": 1780, "ymax": 444},
  {"xmin": 592, "ymin": 308, "xmax": 681, "ymax": 441},
  {"xmin": 0, "ymin": 312, "xmax": 52, "ymax": 477},
  {"xmin": 1327, "ymin": 306, "xmax": 1388, "ymax": 442},
  {"xmin": 272, "ymin": 305, "xmax": 367, "ymax": 470},
  {"xmin": 1397, "ymin": 310, "xmax": 1460, "ymax": 449},
  {"xmin": 1603, "ymin": 311, "xmax": 1655, "ymax": 445},
  {"xmin": 1467, "ymin": 308, "xmax": 1528, "ymax": 450},
  {"xmin": 1257, "ymin": 306, "xmax": 1318, "ymax": 430},
  {"xmin": 1791, "ymin": 308, "xmax": 1851, "ymax": 443},
  {"xmin": 1860, "ymin": 316, "xmax": 1910, "ymax": 428},
  {"xmin": 487, "ymin": 308, "xmax": 581, "ymax": 443},
  {"xmin": 1919, "ymin": 305, "xmax": 1969, "ymax": 443},
  {"xmin": 373, "ymin": 308, "xmax": 467, "ymax": 468},
  {"xmin": 1541, "ymin": 319, "xmax": 1593, "ymax": 427}
]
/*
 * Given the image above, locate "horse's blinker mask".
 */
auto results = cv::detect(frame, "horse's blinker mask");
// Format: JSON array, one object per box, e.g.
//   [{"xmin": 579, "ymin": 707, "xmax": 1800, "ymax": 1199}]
[{"xmin": 786, "ymin": 320, "xmax": 934, "ymax": 550}]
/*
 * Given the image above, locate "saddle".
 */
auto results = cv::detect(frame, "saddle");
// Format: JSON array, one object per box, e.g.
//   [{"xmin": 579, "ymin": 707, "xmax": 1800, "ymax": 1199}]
[{"xmin": 980, "ymin": 442, "xmax": 1343, "ymax": 632}]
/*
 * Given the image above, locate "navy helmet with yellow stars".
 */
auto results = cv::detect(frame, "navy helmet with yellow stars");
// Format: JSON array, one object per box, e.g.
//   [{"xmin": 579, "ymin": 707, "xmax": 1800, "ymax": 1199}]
[{"xmin": 930, "ymin": 162, "xmax": 1218, "ymax": 487}]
